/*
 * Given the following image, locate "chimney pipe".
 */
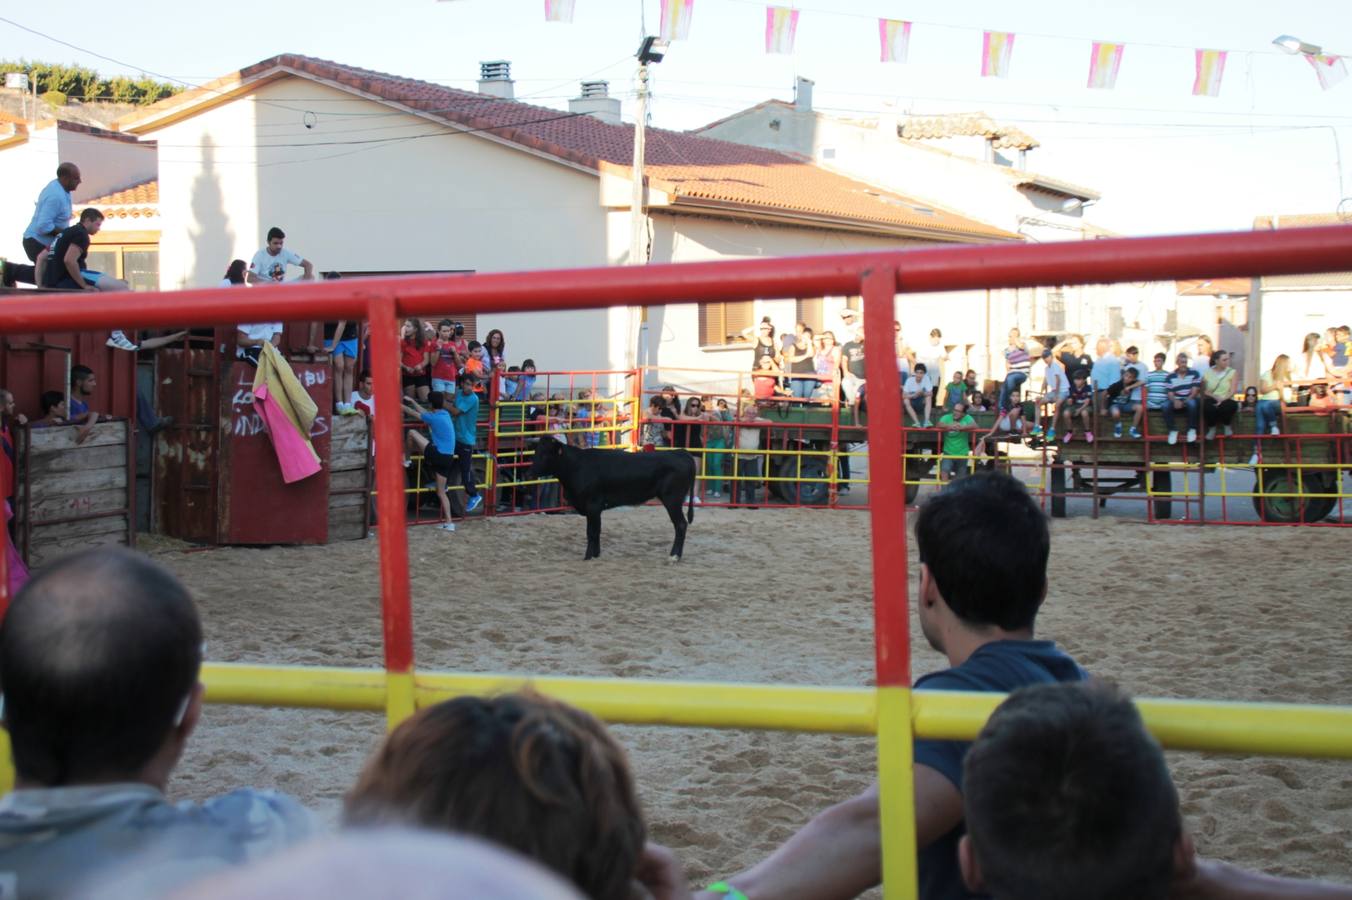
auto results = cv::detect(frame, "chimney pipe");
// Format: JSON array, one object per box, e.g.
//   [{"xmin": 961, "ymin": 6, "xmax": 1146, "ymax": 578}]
[
  {"xmin": 478, "ymin": 60, "xmax": 514, "ymax": 100},
  {"xmin": 794, "ymin": 76, "xmax": 814, "ymax": 112},
  {"xmin": 569, "ymin": 80, "xmax": 622, "ymax": 125}
]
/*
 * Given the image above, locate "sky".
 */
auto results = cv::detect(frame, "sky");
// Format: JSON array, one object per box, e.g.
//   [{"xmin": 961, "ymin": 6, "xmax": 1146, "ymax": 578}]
[{"xmin": 3, "ymin": 0, "xmax": 1350, "ymax": 236}]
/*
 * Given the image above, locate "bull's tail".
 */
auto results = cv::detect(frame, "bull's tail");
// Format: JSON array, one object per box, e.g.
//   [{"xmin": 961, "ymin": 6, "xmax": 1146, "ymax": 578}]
[{"xmin": 687, "ymin": 460, "xmax": 696, "ymax": 523}]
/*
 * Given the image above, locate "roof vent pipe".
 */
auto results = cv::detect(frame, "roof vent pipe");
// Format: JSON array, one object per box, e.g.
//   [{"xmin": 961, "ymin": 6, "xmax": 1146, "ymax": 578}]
[{"xmin": 478, "ymin": 61, "xmax": 514, "ymax": 99}]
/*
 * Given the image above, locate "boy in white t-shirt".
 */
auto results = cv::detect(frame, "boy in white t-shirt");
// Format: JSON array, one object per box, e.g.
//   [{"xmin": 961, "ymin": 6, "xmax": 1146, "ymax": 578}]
[
  {"xmin": 903, "ymin": 363, "xmax": 935, "ymax": 427},
  {"xmin": 246, "ymin": 226, "xmax": 314, "ymax": 284}
]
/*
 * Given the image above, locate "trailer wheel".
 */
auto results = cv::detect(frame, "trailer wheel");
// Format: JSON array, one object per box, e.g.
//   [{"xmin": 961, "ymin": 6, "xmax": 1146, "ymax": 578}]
[
  {"xmin": 1150, "ymin": 469, "xmax": 1173, "ymax": 520},
  {"xmin": 1050, "ymin": 459, "xmax": 1067, "ymax": 518},
  {"xmin": 773, "ymin": 456, "xmax": 832, "ymax": 505},
  {"xmin": 1252, "ymin": 469, "xmax": 1335, "ymax": 523}
]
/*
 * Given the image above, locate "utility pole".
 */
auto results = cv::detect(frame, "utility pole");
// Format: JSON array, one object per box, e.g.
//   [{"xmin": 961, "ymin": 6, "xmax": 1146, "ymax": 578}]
[
  {"xmin": 628, "ymin": 61, "xmax": 649, "ymax": 269},
  {"xmin": 626, "ymin": 37, "xmax": 667, "ymax": 369}
]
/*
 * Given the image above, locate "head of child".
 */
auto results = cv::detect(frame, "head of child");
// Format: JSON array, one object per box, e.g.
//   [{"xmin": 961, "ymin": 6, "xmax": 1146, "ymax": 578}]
[
  {"xmin": 343, "ymin": 692, "xmax": 645, "ymax": 900},
  {"xmin": 358, "ymin": 372, "xmax": 373, "ymax": 398},
  {"xmin": 1153, "ymin": 352, "xmax": 1167, "ymax": 370},
  {"xmin": 427, "ymin": 391, "xmax": 446, "ymax": 411},
  {"xmin": 1072, "ymin": 369, "xmax": 1088, "ymax": 388},
  {"xmin": 914, "ymin": 473, "xmax": 1047, "ymax": 656},
  {"xmin": 1243, "ymin": 386, "xmax": 1258, "ymax": 403},
  {"xmin": 966, "ymin": 391, "xmax": 984, "ymax": 408},
  {"xmin": 950, "ymin": 371, "xmax": 965, "ymax": 385},
  {"xmin": 757, "ymin": 356, "xmax": 776, "ymax": 372},
  {"xmin": 523, "ymin": 359, "xmax": 537, "ymax": 374},
  {"xmin": 468, "ymin": 341, "xmax": 484, "ymax": 361},
  {"xmin": 438, "ymin": 319, "xmax": 454, "ymax": 342},
  {"xmin": 40, "ymin": 391, "xmax": 65, "ymax": 419},
  {"xmin": 1122, "ymin": 367, "xmax": 1139, "ymax": 386},
  {"xmin": 914, "ymin": 363, "xmax": 928, "ymax": 381},
  {"xmin": 1336, "ymin": 325, "xmax": 1351, "ymax": 343},
  {"xmin": 648, "ymin": 397, "xmax": 664, "ymax": 415},
  {"xmin": 960, "ymin": 682, "xmax": 1182, "ymax": 900},
  {"xmin": 457, "ymin": 373, "xmax": 475, "ymax": 395}
]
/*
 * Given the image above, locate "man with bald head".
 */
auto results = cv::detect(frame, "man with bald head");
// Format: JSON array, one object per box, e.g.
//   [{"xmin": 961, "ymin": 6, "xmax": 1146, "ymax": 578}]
[
  {"xmin": 0, "ymin": 547, "xmax": 314, "ymax": 896},
  {"xmin": 2, "ymin": 163, "xmax": 81, "ymax": 288}
]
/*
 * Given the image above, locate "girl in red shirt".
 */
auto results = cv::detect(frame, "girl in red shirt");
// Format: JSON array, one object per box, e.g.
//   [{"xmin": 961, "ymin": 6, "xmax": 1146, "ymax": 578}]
[{"xmin": 400, "ymin": 318, "xmax": 433, "ymax": 402}]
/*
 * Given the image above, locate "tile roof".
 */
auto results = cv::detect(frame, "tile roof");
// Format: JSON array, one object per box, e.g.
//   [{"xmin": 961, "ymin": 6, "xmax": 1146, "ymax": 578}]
[
  {"xmin": 117, "ymin": 55, "xmax": 1016, "ymax": 242},
  {"xmin": 1253, "ymin": 212, "xmax": 1352, "ymax": 230},
  {"xmin": 900, "ymin": 113, "xmax": 1039, "ymax": 151},
  {"xmin": 85, "ymin": 179, "xmax": 158, "ymax": 219}
]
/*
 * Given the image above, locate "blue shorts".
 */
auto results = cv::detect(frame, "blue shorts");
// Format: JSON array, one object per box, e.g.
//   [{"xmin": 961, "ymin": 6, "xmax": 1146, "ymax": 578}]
[{"xmin": 333, "ymin": 338, "xmax": 359, "ymax": 359}]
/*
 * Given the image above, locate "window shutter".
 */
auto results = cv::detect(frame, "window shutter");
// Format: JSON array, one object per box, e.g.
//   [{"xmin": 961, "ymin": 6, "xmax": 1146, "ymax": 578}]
[{"xmin": 795, "ymin": 298, "xmax": 824, "ymax": 334}]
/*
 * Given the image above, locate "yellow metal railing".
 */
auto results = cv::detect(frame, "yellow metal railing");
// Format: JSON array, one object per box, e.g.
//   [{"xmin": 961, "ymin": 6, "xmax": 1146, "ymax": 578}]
[{"xmin": 195, "ymin": 663, "xmax": 1352, "ymax": 758}]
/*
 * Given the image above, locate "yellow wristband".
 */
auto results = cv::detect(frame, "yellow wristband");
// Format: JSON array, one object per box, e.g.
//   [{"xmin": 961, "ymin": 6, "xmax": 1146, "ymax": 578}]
[{"xmin": 706, "ymin": 882, "xmax": 749, "ymax": 900}]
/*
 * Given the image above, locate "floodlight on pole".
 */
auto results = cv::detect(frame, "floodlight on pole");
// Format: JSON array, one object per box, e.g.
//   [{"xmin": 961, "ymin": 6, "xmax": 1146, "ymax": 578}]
[{"xmin": 1272, "ymin": 34, "xmax": 1323, "ymax": 56}]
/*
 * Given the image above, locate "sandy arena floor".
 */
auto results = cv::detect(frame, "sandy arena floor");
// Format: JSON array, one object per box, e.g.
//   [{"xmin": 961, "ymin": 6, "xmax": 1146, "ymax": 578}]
[{"xmin": 149, "ymin": 508, "xmax": 1352, "ymax": 890}]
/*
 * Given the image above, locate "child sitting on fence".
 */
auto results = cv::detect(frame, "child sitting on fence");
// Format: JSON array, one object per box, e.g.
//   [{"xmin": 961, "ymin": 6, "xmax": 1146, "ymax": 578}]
[
  {"xmin": 1059, "ymin": 370, "xmax": 1095, "ymax": 444},
  {"xmin": 641, "ymin": 396, "xmax": 668, "ymax": 449}
]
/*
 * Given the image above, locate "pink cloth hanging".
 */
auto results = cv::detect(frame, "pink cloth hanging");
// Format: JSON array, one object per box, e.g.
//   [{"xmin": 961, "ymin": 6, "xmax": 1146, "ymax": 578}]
[
  {"xmin": 253, "ymin": 384, "xmax": 322, "ymax": 483},
  {"xmin": 5, "ymin": 501, "xmax": 28, "ymax": 598}
]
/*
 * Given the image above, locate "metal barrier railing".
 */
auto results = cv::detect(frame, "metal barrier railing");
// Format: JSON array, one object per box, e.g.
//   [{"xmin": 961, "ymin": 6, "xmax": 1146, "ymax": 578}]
[{"xmin": 3, "ymin": 227, "xmax": 1352, "ymax": 897}]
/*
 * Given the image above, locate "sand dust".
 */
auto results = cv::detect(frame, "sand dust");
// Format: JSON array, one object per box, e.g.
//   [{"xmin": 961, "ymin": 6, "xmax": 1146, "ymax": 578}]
[{"xmin": 149, "ymin": 508, "xmax": 1352, "ymax": 889}]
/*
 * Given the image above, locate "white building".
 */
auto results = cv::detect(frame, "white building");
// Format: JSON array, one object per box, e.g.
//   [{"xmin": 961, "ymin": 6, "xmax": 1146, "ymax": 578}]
[
  {"xmin": 0, "ymin": 117, "xmax": 158, "ymax": 282},
  {"xmin": 100, "ymin": 54, "xmax": 1022, "ymax": 394},
  {"xmin": 694, "ymin": 81, "xmax": 1185, "ymax": 375},
  {"xmin": 1247, "ymin": 213, "xmax": 1352, "ymax": 383}
]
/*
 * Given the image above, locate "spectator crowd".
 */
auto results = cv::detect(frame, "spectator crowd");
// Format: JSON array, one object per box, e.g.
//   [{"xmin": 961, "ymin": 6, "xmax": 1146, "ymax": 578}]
[{"xmin": 0, "ymin": 478, "xmax": 1348, "ymax": 899}]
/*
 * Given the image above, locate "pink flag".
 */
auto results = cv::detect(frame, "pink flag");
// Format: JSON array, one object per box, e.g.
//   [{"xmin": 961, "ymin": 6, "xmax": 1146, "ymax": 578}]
[
  {"xmin": 660, "ymin": 0, "xmax": 694, "ymax": 41},
  {"xmin": 981, "ymin": 31, "xmax": 1015, "ymax": 78},
  {"xmin": 765, "ymin": 6, "xmax": 799, "ymax": 55},
  {"xmin": 1193, "ymin": 49, "xmax": 1227, "ymax": 97},
  {"xmin": 544, "ymin": 0, "xmax": 574, "ymax": 23},
  {"xmin": 879, "ymin": 18, "xmax": 912, "ymax": 64},
  {"xmin": 1305, "ymin": 53, "xmax": 1349, "ymax": 91},
  {"xmin": 1087, "ymin": 41, "xmax": 1124, "ymax": 90}
]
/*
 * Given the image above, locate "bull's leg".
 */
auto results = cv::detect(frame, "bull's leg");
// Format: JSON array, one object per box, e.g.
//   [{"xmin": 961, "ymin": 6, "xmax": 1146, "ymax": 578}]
[
  {"xmin": 585, "ymin": 510, "xmax": 602, "ymax": 560},
  {"xmin": 663, "ymin": 495, "xmax": 688, "ymax": 560}
]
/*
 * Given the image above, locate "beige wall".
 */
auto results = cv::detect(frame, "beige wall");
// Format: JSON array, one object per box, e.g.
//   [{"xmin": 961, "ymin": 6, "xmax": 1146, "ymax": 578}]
[{"xmin": 1254, "ymin": 288, "xmax": 1352, "ymax": 373}]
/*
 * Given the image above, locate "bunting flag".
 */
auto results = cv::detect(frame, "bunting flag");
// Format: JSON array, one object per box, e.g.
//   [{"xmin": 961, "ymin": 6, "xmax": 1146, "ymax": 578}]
[
  {"xmin": 878, "ymin": 18, "xmax": 912, "ymax": 64},
  {"xmin": 1305, "ymin": 53, "xmax": 1349, "ymax": 91},
  {"xmin": 660, "ymin": 0, "xmax": 694, "ymax": 41},
  {"xmin": 544, "ymin": 0, "xmax": 574, "ymax": 22},
  {"xmin": 1192, "ymin": 49, "xmax": 1227, "ymax": 97},
  {"xmin": 765, "ymin": 6, "xmax": 799, "ymax": 54},
  {"xmin": 1087, "ymin": 41, "xmax": 1124, "ymax": 90},
  {"xmin": 981, "ymin": 31, "xmax": 1015, "ymax": 78}
]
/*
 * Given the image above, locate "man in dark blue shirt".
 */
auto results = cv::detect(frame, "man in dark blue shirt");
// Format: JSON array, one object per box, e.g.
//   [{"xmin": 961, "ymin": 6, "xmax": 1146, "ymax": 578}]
[{"xmin": 712, "ymin": 472, "xmax": 1086, "ymax": 900}]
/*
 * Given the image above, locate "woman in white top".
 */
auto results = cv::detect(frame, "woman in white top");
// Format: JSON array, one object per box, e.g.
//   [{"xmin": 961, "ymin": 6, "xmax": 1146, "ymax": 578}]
[{"xmin": 1293, "ymin": 332, "xmax": 1328, "ymax": 384}]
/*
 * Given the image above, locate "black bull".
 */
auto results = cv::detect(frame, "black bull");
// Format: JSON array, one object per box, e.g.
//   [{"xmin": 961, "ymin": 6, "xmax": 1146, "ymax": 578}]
[{"xmin": 528, "ymin": 440, "xmax": 696, "ymax": 560}]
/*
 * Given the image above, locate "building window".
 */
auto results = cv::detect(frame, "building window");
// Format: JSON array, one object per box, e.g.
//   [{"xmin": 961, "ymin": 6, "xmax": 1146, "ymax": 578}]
[
  {"xmin": 1045, "ymin": 291, "xmax": 1066, "ymax": 332},
  {"xmin": 86, "ymin": 245, "xmax": 159, "ymax": 291},
  {"xmin": 1107, "ymin": 306, "xmax": 1125, "ymax": 340},
  {"xmin": 699, "ymin": 301, "xmax": 755, "ymax": 347},
  {"xmin": 795, "ymin": 298, "xmax": 824, "ymax": 334}
]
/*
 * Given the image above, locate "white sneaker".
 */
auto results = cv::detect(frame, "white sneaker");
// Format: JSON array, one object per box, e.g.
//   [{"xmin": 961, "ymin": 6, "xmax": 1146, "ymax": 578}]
[
  {"xmin": 106, "ymin": 330, "xmax": 139, "ymax": 351},
  {"xmin": 438, "ymin": 522, "xmax": 456, "ymax": 532},
  {"xmin": 1167, "ymin": 431, "xmax": 1178, "ymax": 445},
  {"xmin": 1186, "ymin": 428, "xmax": 1197, "ymax": 443},
  {"xmin": 1269, "ymin": 426, "xmax": 1279, "ymax": 435},
  {"xmin": 1223, "ymin": 425, "xmax": 1234, "ymax": 436},
  {"xmin": 1248, "ymin": 453, "xmax": 1259, "ymax": 466},
  {"xmin": 1205, "ymin": 427, "xmax": 1216, "ymax": 440}
]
